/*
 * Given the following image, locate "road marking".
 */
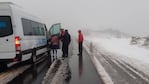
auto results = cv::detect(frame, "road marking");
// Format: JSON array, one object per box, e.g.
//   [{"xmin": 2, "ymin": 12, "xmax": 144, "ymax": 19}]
[
  {"xmin": 121, "ymin": 61, "xmax": 149, "ymax": 83},
  {"xmin": 112, "ymin": 56, "xmax": 149, "ymax": 83},
  {"xmin": 84, "ymin": 44, "xmax": 114, "ymax": 84},
  {"xmin": 112, "ymin": 59, "xmax": 137, "ymax": 79}
]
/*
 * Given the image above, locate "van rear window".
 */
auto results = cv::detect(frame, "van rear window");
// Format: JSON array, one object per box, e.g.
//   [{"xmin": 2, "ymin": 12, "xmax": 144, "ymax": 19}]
[
  {"xmin": 0, "ymin": 22, "xmax": 7, "ymax": 28},
  {"xmin": 0, "ymin": 16, "xmax": 13, "ymax": 37}
]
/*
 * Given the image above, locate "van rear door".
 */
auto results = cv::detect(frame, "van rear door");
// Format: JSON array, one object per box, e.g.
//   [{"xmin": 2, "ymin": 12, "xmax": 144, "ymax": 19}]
[
  {"xmin": 0, "ymin": 16, "xmax": 16, "ymax": 59},
  {"xmin": 49, "ymin": 23, "xmax": 61, "ymax": 49}
]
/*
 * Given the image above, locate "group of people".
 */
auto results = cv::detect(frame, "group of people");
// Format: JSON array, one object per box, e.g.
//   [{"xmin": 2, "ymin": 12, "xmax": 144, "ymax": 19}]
[
  {"xmin": 61, "ymin": 29, "xmax": 71, "ymax": 57},
  {"xmin": 50, "ymin": 28, "xmax": 84, "ymax": 58}
]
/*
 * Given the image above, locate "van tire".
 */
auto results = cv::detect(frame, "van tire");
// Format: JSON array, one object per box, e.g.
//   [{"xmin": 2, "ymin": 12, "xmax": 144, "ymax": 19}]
[{"xmin": 31, "ymin": 49, "xmax": 36, "ymax": 64}]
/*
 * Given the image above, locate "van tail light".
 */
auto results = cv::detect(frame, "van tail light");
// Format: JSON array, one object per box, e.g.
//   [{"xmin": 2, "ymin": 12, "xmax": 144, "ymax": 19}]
[{"xmin": 15, "ymin": 36, "xmax": 21, "ymax": 54}]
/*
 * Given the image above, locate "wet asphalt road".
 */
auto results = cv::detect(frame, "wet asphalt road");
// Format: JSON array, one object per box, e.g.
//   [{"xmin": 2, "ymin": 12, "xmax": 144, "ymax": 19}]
[
  {"xmin": 68, "ymin": 41, "xmax": 103, "ymax": 84},
  {"xmin": 95, "ymin": 52, "xmax": 149, "ymax": 84},
  {"xmin": 8, "ymin": 56, "xmax": 51, "ymax": 84}
]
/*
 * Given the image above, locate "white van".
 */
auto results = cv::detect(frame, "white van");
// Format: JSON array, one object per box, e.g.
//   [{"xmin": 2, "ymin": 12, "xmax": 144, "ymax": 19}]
[{"xmin": 0, "ymin": 2, "xmax": 49, "ymax": 68}]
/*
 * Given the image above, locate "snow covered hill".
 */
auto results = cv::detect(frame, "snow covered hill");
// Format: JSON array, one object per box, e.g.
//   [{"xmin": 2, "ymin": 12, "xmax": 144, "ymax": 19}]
[{"xmin": 85, "ymin": 30, "xmax": 149, "ymax": 80}]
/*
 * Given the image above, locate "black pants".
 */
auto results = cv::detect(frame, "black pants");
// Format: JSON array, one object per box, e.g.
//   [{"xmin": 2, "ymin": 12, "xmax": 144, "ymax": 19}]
[
  {"xmin": 78, "ymin": 42, "xmax": 83, "ymax": 55},
  {"xmin": 62, "ymin": 43, "xmax": 69, "ymax": 57}
]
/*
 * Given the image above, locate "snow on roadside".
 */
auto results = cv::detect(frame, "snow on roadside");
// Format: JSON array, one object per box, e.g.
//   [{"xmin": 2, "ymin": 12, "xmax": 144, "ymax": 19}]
[{"xmin": 85, "ymin": 35, "xmax": 149, "ymax": 77}]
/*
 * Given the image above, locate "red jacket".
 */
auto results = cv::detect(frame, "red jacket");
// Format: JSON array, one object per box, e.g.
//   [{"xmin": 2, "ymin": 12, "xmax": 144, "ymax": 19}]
[
  {"xmin": 51, "ymin": 35, "xmax": 59, "ymax": 45},
  {"xmin": 60, "ymin": 30, "xmax": 65, "ymax": 42},
  {"xmin": 78, "ymin": 32, "xmax": 84, "ymax": 43}
]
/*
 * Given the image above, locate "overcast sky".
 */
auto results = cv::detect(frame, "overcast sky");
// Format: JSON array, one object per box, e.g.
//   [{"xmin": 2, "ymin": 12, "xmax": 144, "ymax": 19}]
[{"xmin": 1, "ymin": 0, "xmax": 149, "ymax": 36}]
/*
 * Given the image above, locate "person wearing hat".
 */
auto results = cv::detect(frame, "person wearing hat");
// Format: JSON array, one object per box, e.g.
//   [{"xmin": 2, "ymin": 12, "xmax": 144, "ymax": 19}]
[{"xmin": 78, "ymin": 30, "xmax": 84, "ymax": 56}]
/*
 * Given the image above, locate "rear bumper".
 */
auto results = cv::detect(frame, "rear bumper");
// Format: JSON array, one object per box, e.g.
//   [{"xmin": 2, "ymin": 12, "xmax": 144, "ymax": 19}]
[
  {"xmin": 0, "ymin": 59, "xmax": 14, "ymax": 63},
  {"xmin": 0, "ymin": 54, "xmax": 22, "ymax": 63}
]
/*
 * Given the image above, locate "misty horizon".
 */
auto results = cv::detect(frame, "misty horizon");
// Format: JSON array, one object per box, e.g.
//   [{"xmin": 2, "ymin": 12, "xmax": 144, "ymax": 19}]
[{"xmin": 1, "ymin": 0, "xmax": 149, "ymax": 36}]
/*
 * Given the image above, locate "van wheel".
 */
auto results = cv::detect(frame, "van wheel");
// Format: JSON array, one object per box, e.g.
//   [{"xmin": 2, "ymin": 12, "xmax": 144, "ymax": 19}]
[{"xmin": 31, "ymin": 50, "xmax": 36, "ymax": 64}]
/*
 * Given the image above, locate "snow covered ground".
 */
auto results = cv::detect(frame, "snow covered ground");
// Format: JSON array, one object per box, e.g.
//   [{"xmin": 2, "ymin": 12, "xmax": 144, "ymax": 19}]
[{"xmin": 85, "ymin": 32, "xmax": 149, "ymax": 79}]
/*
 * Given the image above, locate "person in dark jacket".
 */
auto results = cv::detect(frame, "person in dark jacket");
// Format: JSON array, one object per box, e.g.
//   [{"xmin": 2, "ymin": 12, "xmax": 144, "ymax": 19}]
[
  {"xmin": 62, "ymin": 30, "xmax": 71, "ymax": 57},
  {"xmin": 78, "ymin": 30, "xmax": 84, "ymax": 56}
]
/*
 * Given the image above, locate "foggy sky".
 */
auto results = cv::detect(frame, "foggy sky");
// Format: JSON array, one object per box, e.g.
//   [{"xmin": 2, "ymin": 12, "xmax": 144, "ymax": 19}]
[{"xmin": 1, "ymin": 0, "xmax": 149, "ymax": 36}]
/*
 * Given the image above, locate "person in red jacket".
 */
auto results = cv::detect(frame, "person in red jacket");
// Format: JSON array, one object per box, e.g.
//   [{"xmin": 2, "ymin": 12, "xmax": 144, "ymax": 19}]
[
  {"xmin": 78, "ymin": 30, "xmax": 84, "ymax": 56},
  {"xmin": 60, "ymin": 28, "xmax": 65, "ymax": 42}
]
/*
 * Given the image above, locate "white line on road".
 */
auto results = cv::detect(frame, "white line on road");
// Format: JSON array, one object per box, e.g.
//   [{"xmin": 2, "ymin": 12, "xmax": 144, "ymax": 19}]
[
  {"xmin": 120, "ymin": 60, "xmax": 149, "ymax": 83},
  {"xmin": 111, "ymin": 59, "xmax": 137, "ymax": 79},
  {"xmin": 112, "ymin": 56, "xmax": 149, "ymax": 83},
  {"xmin": 84, "ymin": 44, "xmax": 114, "ymax": 84}
]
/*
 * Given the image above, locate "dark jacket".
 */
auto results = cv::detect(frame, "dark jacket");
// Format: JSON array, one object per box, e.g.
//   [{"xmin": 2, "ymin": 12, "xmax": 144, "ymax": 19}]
[{"xmin": 63, "ymin": 31, "xmax": 71, "ymax": 45}]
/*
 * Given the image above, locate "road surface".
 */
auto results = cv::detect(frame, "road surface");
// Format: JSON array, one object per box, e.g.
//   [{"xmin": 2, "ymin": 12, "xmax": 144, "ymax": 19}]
[
  {"xmin": 94, "ymin": 47, "xmax": 149, "ymax": 84},
  {"xmin": 7, "ymin": 56, "xmax": 51, "ymax": 84},
  {"xmin": 68, "ymin": 40, "xmax": 103, "ymax": 84}
]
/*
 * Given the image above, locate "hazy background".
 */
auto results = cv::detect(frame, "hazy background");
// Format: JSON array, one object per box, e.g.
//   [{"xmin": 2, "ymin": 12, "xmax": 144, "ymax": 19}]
[{"xmin": 1, "ymin": 0, "xmax": 149, "ymax": 36}]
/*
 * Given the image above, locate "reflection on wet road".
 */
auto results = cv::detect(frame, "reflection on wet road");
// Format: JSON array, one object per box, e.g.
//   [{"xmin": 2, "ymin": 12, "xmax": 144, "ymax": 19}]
[
  {"xmin": 68, "ymin": 48, "xmax": 103, "ymax": 84},
  {"xmin": 78, "ymin": 55, "xmax": 83, "ymax": 78},
  {"xmin": 8, "ymin": 56, "xmax": 51, "ymax": 84}
]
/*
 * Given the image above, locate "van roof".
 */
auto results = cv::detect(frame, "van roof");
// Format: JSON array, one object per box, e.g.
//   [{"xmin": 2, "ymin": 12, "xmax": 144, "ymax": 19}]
[
  {"xmin": 0, "ymin": 2, "xmax": 14, "ymax": 5},
  {"xmin": 0, "ymin": 2, "xmax": 45, "ymax": 24},
  {"xmin": 0, "ymin": 2, "xmax": 22, "ymax": 8}
]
